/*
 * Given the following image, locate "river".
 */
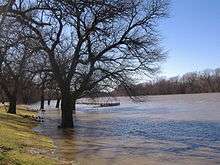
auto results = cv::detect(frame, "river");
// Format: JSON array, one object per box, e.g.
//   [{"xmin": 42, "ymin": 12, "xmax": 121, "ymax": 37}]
[{"xmin": 33, "ymin": 93, "xmax": 220, "ymax": 165}]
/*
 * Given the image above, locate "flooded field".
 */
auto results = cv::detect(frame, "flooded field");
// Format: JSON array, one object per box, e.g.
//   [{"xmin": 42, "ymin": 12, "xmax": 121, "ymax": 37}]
[{"xmin": 33, "ymin": 93, "xmax": 220, "ymax": 165}]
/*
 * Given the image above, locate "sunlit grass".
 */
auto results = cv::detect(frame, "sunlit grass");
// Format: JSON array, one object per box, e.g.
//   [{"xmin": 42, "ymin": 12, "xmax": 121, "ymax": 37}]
[{"xmin": 0, "ymin": 106, "xmax": 57, "ymax": 165}]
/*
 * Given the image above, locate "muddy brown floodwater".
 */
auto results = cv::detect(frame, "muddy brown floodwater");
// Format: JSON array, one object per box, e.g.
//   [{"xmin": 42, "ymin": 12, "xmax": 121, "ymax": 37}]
[{"xmin": 33, "ymin": 93, "xmax": 220, "ymax": 165}]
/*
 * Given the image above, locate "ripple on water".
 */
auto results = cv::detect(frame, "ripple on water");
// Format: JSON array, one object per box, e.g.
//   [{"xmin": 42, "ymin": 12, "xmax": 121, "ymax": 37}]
[{"xmin": 33, "ymin": 93, "xmax": 220, "ymax": 164}]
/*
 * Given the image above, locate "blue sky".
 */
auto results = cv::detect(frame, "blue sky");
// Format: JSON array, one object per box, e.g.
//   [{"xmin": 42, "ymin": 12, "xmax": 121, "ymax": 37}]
[{"xmin": 159, "ymin": 0, "xmax": 220, "ymax": 78}]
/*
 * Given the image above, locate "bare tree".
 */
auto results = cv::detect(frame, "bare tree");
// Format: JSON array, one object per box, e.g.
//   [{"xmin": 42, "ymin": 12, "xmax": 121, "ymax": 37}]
[
  {"xmin": 2, "ymin": 0, "xmax": 169, "ymax": 127},
  {"xmin": 29, "ymin": 52, "xmax": 52, "ymax": 110},
  {"xmin": 115, "ymin": 68, "xmax": 220, "ymax": 96},
  {"xmin": 0, "ymin": 17, "xmax": 33, "ymax": 113}
]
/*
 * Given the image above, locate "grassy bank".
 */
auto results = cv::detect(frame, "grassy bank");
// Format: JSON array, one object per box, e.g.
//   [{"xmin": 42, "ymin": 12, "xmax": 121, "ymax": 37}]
[{"xmin": 0, "ymin": 105, "xmax": 57, "ymax": 165}]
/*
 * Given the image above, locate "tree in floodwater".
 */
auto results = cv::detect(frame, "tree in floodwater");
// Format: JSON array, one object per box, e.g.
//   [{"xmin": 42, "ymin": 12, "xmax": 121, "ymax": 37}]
[
  {"xmin": 2, "ymin": 0, "xmax": 169, "ymax": 127},
  {"xmin": 30, "ymin": 53, "xmax": 52, "ymax": 110},
  {"xmin": 45, "ymin": 79, "xmax": 61, "ymax": 108}
]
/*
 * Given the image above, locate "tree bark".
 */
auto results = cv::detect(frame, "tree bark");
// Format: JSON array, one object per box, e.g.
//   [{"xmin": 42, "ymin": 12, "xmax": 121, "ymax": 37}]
[
  {"xmin": 72, "ymin": 99, "xmax": 76, "ymax": 114},
  {"xmin": 55, "ymin": 98, "xmax": 60, "ymax": 108},
  {"xmin": 22, "ymin": 96, "xmax": 28, "ymax": 104},
  {"xmin": 8, "ymin": 97, "xmax": 16, "ymax": 114},
  {"xmin": 61, "ymin": 92, "xmax": 74, "ymax": 128}
]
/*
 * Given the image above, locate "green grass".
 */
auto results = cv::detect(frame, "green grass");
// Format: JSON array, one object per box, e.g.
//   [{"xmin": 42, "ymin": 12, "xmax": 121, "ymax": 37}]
[{"xmin": 0, "ymin": 106, "xmax": 57, "ymax": 165}]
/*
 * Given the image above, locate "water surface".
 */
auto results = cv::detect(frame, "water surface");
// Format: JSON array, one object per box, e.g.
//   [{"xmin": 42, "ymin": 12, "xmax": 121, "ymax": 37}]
[{"xmin": 33, "ymin": 93, "xmax": 220, "ymax": 165}]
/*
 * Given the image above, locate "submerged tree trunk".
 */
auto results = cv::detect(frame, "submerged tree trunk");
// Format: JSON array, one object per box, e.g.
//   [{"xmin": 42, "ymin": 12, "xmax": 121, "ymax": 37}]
[
  {"xmin": 40, "ymin": 82, "xmax": 45, "ymax": 109},
  {"xmin": 55, "ymin": 98, "xmax": 60, "ymax": 108},
  {"xmin": 40, "ymin": 87, "xmax": 44, "ymax": 110},
  {"xmin": 40, "ymin": 95, "xmax": 44, "ymax": 110},
  {"xmin": 8, "ymin": 97, "xmax": 16, "ymax": 114},
  {"xmin": 61, "ymin": 92, "xmax": 74, "ymax": 128}
]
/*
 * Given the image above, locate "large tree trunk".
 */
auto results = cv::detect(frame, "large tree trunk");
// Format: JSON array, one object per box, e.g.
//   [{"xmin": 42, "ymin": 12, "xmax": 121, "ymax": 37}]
[
  {"xmin": 61, "ymin": 92, "xmax": 74, "ymax": 128},
  {"xmin": 8, "ymin": 97, "xmax": 16, "ymax": 114}
]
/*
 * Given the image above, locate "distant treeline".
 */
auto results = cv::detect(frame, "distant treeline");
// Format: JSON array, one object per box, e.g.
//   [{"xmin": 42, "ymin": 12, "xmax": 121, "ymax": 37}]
[{"xmin": 112, "ymin": 68, "xmax": 220, "ymax": 96}]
